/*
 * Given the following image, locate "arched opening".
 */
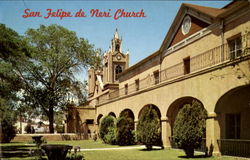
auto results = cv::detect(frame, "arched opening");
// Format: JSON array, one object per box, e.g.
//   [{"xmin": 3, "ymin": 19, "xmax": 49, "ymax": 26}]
[
  {"xmin": 115, "ymin": 44, "xmax": 120, "ymax": 51},
  {"xmin": 215, "ymin": 85, "xmax": 250, "ymax": 157},
  {"xmin": 97, "ymin": 114, "xmax": 103, "ymax": 125},
  {"xmin": 115, "ymin": 65, "xmax": 122, "ymax": 75},
  {"xmin": 120, "ymin": 109, "xmax": 135, "ymax": 119},
  {"xmin": 167, "ymin": 97, "xmax": 206, "ymax": 150},
  {"xmin": 137, "ymin": 104, "xmax": 162, "ymax": 148},
  {"xmin": 108, "ymin": 112, "xmax": 116, "ymax": 118},
  {"xmin": 119, "ymin": 109, "xmax": 135, "ymax": 130},
  {"xmin": 138, "ymin": 104, "xmax": 161, "ymax": 119}
]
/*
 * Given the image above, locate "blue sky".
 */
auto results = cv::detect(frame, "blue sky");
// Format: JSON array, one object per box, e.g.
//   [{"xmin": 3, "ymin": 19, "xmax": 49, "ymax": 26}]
[{"xmin": 0, "ymin": 0, "xmax": 229, "ymax": 82}]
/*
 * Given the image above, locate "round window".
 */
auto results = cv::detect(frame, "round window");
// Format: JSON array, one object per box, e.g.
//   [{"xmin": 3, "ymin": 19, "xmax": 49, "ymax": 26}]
[{"xmin": 182, "ymin": 16, "xmax": 191, "ymax": 35}]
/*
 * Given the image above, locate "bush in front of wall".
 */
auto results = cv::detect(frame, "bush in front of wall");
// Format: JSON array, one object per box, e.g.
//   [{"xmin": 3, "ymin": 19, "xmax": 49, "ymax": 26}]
[
  {"xmin": 173, "ymin": 100, "xmax": 207, "ymax": 157},
  {"xmin": 136, "ymin": 106, "xmax": 161, "ymax": 150},
  {"xmin": 99, "ymin": 115, "xmax": 117, "ymax": 145},
  {"xmin": 116, "ymin": 116, "xmax": 135, "ymax": 146}
]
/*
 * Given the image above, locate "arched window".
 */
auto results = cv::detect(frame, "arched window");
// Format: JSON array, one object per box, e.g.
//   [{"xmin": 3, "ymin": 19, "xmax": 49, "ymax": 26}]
[
  {"xmin": 115, "ymin": 65, "xmax": 122, "ymax": 75},
  {"xmin": 115, "ymin": 44, "xmax": 120, "ymax": 51}
]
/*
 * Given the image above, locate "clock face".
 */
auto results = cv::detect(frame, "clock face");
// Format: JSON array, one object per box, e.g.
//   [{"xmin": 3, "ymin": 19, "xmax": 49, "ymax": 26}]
[
  {"xmin": 182, "ymin": 16, "xmax": 191, "ymax": 35},
  {"xmin": 117, "ymin": 55, "xmax": 121, "ymax": 60}
]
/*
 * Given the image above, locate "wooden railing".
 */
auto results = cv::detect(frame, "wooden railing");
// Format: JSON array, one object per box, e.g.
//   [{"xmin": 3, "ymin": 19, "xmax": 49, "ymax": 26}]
[
  {"xmin": 97, "ymin": 33, "xmax": 250, "ymax": 105},
  {"xmin": 218, "ymin": 139, "xmax": 250, "ymax": 158}
]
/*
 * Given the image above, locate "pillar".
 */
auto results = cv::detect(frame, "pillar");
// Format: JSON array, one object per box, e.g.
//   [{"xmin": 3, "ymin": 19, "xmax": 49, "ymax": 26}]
[
  {"xmin": 64, "ymin": 120, "xmax": 68, "ymax": 133},
  {"xmin": 161, "ymin": 116, "xmax": 171, "ymax": 148},
  {"xmin": 134, "ymin": 118, "xmax": 138, "ymax": 131},
  {"xmin": 206, "ymin": 112, "xmax": 220, "ymax": 156}
]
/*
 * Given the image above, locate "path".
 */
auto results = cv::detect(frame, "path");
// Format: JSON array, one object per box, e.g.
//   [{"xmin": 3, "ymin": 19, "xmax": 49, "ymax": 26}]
[{"xmin": 79, "ymin": 146, "xmax": 162, "ymax": 151}]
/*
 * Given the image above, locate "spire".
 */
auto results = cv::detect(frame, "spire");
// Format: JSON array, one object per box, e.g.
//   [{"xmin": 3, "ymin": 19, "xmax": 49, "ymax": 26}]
[
  {"xmin": 114, "ymin": 28, "xmax": 119, "ymax": 39},
  {"xmin": 126, "ymin": 49, "xmax": 129, "ymax": 55}
]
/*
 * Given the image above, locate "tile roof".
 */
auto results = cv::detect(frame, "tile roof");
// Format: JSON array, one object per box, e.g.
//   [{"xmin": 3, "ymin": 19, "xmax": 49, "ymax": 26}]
[{"xmin": 183, "ymin": 3, "xmax": 225, "ymax": 18}]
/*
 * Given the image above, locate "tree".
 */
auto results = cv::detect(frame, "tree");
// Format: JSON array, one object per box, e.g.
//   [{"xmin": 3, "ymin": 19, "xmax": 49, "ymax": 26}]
[
  {"xmin": 15, "ymin": 24, "xmax": 101, "ymax": 133},
  {"xmin": 99, "ymin": 115, "xmax": 116, "ymax": 145},
  {"xmin": 0, "ymin": 99, "xmax": 16, "ymax": 142},
  {"xmin": 173, "ymin": 100, "xmax": 207, "ymax": 157},
  {"xmin": 137, "ymin": 106, "xmax": 161, "ymax": 150},
  {"xmin": 116, "ymin": 116, "xmax": 135, "ymax": 146},
  {"xmin": 0, "ymin": 24, "xmax": 29, "ymax": 142}
]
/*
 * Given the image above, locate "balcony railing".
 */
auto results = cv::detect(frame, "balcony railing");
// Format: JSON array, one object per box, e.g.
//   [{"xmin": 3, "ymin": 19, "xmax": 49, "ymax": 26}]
[
  {"xmin": 218, "ymin": 139, "xmax": 250, "ymax": 158},
  {"xmin": 97, "ymin": 33, "xmax": 250, "ymax": 105}
]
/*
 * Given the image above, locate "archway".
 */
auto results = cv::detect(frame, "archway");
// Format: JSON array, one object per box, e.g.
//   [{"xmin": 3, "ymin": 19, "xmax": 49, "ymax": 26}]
[
  {"xmin": 119, "ymin": 109, "xmax": 135, "ymax": 130},
  {"xmin": 167, "ymin": 97, "xmax": 206, "ymax": 149},
  {"xmin": 97, "ymin": 114, "xmax": 103, "ymax": 125},
  {"xmin": 215, "ymin": 85, "xmax": 250, "ymax": 157},
  {"xmin": 138, "ymin": 104, "xmax": 161, "ymax": 119},
  {"xmin": 108, "ymin": 112, "xmax": 116, "ymax": 118},
  {"xmin": 138, "ymin": 104, "xmax": 162, "ymax": 148}
]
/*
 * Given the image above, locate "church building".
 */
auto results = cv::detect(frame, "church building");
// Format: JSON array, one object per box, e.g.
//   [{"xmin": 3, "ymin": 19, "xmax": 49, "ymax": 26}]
[{"xmin": 66, "ymin": 1, "xmax": 250, "ymax": 157}]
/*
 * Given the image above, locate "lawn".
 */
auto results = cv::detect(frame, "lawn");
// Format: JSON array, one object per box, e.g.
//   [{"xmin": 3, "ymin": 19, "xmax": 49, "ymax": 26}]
[
  {"xmin": 83, "ymin": 149, "xmax": 237, "ymax": 160},
  {"xmin": 0, "ymin": 140, "xmax": 244, "ymax": 160}
]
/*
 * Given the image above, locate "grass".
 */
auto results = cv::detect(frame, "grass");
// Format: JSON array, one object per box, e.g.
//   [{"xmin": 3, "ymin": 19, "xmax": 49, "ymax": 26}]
[
  {"xmin": 0, "ymin": 140, "xmax": 245, "ymax": 160},
  {"xmin": 83, "ymin": 149, "xmax": 238, "ymax": 160}
]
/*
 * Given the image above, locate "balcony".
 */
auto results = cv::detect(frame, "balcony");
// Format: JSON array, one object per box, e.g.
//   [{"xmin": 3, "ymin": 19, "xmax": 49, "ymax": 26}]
[{"xmin": 97, "ymin": 33, "xmax": 250, "ymax": 105}]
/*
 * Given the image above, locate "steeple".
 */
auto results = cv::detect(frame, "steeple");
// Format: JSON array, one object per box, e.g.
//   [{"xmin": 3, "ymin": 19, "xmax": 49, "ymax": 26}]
[
  {"xmin": 102, "ymin": 29, "xmax": 129, "ymax": 85},
  {"xmin": 111, "ymin": 28, "xmax": 122, "ymax": 53},
  {"xmin": 114, "ymin": 28, "xmax": 119, "ymax": 39}
]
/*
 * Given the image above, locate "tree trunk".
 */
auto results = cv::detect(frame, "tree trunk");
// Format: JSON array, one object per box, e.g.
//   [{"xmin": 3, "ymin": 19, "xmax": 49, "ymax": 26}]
[
  {"xmin": 184, "ymin": 147, "xmax": 194, "ymax": 157},
  {"xmin": 48, "ymin": 107, "xmax": 54, "ymax": 133},
  {"xmin": 146, "ymin": 144, "xmax": 152, "ymax": 150}
]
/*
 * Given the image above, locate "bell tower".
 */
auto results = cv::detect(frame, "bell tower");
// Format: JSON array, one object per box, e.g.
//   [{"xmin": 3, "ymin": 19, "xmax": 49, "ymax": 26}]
[{"xmin": 103, "ymin": 29, "xmax": 129, "ymax": 88}]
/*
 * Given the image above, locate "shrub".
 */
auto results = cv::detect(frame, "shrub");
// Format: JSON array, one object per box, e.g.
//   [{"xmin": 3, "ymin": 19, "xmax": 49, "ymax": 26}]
[
  {"xmin": 99, "ymin": 115, "xmax": 116, "ymax": 145},
  {"xmin": 56, "ymin": 124, "xmax": 64, "ymax": 133},
  {"xmin": 173, "ymin": 100, "xmax": 207, "ymax": 157},
  {"xmin": 0, "ymin": 118, "xmax": 16, "ymax": 143},
  {"xmin": 66, "ymin": 153, "xmax": 85, "ymax": 160},
  {"xmin": 137, "ymin": 106, "xmax": 161, "ymax": 150},
  {"xmin": 116, "ymin": 116, "xmax": 135, "ymax": 146},
  {"xmin": 25, "ymin": 123, "xmax": 32, "ymax": 133},
  {"xmin": 0, "ymin": 99, "xmax": 16, "ymax": 143},
  {"xmin": 104, "ymin": 126, "xmax": 117, "ymax": 145}
]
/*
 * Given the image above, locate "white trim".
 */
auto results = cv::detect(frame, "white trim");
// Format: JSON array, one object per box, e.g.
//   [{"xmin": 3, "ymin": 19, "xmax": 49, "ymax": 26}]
[
  {"xmin": 165, "ymin": 9, "xmax": 187, "ymax": 50},
  {"xmin": 163, "ymin": 22, "xmax": 220, "ymax": 57},
  {"xmin": 163, "ymin": 28, "xmax": 210, "ymax": 57}
]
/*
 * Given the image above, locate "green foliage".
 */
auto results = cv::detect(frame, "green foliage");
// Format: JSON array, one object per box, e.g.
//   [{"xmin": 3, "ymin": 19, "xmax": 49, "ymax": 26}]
[
  {"xmin": 56, "ymin": 125, "xmax": 64, "ymax": 133},
  {"xmin": 0, "ymin": 99, "xmax": 16, "ymax": 143},
  {"xmin": 116, "ymin": 116, "xmax": 135, "ymax": 146},
  {"xmin": 0, "ymin": 24, "xmax": 27, "ymax": 143},
  {"xmin": 24, "ymin": 123, "xmax": 32, "ymax": 133},
  {"xmin": 137, "ymin": 106, "xmax": 161, "ymax": 150},
  {"xmin": 99, "ymin": 115, "xmax": 117, "ymax": 145},
  {"xmin": 66, "ymin": 153, "xmax": 85, "ymax": 160},
  {"xmin": 14, "ymin": 24, "xmax": 102, "ymax": 133},
  {"xmin": 173, "ymin": 100, "xmax": 207, "ymax": 157}
]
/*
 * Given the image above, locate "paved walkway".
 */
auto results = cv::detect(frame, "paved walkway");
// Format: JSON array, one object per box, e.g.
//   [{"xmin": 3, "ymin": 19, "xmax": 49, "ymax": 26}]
[
  {"xmin": 79, "ymin": 146, "xmax": 163, "ymax": 151},
  {"xmin": 79, "ymin": 145, "xmax": 145, "ymax": 151}
]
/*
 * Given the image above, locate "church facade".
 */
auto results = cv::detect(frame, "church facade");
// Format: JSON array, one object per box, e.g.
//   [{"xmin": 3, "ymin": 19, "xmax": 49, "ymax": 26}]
[{"xmin": 66, "ymin": 1, "xmax": 250, "ymax": 157}]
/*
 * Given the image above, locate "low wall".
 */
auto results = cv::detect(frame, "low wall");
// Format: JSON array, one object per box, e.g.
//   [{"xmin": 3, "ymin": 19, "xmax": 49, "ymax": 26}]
[{"xmin": 12, "ymin": 133, "xmax": 83, "ymax": 142}]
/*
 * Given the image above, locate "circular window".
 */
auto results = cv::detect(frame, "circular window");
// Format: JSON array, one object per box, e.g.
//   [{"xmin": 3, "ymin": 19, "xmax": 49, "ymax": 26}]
[
  {"xmin": 117, "ymin": 55, "xmax": 121, "ymax": 60},
  {"xmin": 182, "ymin": 16, "xmax": 191, "ymax": 35}
]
